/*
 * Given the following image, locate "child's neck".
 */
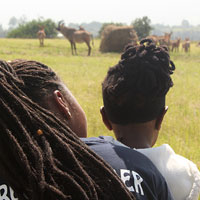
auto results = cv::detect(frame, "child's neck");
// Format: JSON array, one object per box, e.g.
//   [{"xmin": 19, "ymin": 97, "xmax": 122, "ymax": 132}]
[
  {"xmin": 112, "ymin": 121, "xmax": 157, "ymax": 149},
  {"xmin": 117, "ymin": 134, "xmax": 152, "ymax": 149}
]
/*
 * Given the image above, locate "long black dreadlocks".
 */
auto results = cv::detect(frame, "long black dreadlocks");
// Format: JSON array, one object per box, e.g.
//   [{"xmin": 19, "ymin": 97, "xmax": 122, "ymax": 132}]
[
  {"xmin": 0, "ymin": 60, "xmax": 135, "ymax": 200},
  {"xmin": 102, "ymin": 38, "xmax": 176, "ymax": 124}
]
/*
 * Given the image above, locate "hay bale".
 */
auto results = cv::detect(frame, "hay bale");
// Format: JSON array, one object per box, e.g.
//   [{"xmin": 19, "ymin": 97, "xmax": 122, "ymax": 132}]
[{"xmin": 100, "ymin": 25, "xmax": 138, "ymax": 52}]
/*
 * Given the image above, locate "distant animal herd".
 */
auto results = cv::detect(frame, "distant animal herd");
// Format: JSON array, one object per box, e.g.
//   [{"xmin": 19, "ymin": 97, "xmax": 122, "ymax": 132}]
[
  {"xmin": 37, "ymin": 22, "xmax": 197, "ymax": 56},
  {"xmin": 147, "ymin": 33, "xmax": 191, "ymax": 53}
]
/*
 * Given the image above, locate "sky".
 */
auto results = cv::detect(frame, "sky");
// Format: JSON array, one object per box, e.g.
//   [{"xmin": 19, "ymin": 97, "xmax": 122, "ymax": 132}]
[{"xmin": 1, "ymin": 0, "xmax": 200, "ymax": 28}]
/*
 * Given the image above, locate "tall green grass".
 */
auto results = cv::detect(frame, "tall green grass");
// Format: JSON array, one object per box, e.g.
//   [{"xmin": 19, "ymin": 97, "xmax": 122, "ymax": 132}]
[{"xmin": 0, "ymin": 38, "xmax": 199, "ymax": 168}]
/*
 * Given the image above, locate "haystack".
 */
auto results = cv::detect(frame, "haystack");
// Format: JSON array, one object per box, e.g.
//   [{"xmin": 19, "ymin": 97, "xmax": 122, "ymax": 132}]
[{"xmin": 100, "ymin": 25, "xmax": 138, "ymax": 52}]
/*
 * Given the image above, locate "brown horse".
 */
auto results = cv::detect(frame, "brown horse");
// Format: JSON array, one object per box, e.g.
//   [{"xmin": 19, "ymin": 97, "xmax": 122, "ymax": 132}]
[
  {"xmin": 37, "ymin": 27, "xmax": 46, "ymax": 47},
  {"xmin": 56, "ymin": 21, "xmax": 93, "ymax": 56}
]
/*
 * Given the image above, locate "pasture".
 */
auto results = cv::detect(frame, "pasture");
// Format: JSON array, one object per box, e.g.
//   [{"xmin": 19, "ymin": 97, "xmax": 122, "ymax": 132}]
[{"xmin": 0, "ymin": 38, "xmax": 200, "ymax": 169}]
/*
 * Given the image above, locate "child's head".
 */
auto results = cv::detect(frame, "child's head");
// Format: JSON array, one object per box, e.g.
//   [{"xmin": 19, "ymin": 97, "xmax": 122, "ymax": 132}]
[
  {"xmin": 101, "ymin": 39, "xmax": 175, "ymax": 148},
  {"xmin": 102, "ymin": 39, "xmax": 175, "ymax": 125}
]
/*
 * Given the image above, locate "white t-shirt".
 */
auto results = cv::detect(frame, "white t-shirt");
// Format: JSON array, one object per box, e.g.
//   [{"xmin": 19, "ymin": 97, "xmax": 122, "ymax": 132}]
[{"xmin": 136, "ymin": 144, "xmax": 200, "ymax": 200}]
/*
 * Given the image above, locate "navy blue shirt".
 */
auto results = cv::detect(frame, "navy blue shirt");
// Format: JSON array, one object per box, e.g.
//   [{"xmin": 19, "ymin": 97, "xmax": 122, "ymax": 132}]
[
  {"xmin": 82, "ymin": 136, "xmax": 173, "ymax": 200},
  {"xmin": 0, "ymin": 179, "xmax": 18, "ymax": 200}
]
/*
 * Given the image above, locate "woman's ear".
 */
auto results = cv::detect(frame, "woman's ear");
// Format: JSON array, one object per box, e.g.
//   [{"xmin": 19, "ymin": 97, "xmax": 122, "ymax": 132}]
[
  {"xmin": 155, "ymin": 106, "xmax": 168, "ymax": 130},
  {"xmin": 100, "ymin": 106, "xmax": 113, "ymax": 130},
  {"xmin": 53, "ymin": 90, "xmax": 72, "ymax": 119}
]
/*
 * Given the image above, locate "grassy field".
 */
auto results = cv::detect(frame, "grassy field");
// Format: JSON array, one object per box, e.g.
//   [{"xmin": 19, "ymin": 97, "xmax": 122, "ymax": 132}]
[{"xmin": 0, "ymin": 38, "xmax": 199, "ymax": 169}]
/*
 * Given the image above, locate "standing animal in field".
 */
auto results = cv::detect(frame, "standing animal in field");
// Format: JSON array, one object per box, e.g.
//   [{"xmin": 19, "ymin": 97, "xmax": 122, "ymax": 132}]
[
  {"xmin": 56, "ymin": 21, "xmax": 93, "ymax": 56},
  {"xmin": 158, "ymin": 32, "xmax": 172, "ymax": 49},
  {"xmin": 37, "ymin": 27, "xmax": 46, "ymax": 47},
  {"xmin": 171, "ymin": 38, "xmax": 181, "ymax": 52},
  {"xmin": 182, "ymin": 38, "xmax": 190, "ymax": 53}
]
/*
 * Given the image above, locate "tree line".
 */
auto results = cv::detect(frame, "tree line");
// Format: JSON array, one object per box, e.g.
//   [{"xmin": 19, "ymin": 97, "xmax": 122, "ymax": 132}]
[{"xmin": 0, "ymin": 16, "xmax": 200, "ymax": 40}]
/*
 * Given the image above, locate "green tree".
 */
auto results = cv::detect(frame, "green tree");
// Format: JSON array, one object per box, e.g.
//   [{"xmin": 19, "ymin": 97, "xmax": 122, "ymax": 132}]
[
  {"xmin": 132, "ymin": 16, "xmax": 152, "ymax": 40},
  {"xmin": 7, "ymin": 19, "xmax": 57, "ymax": 38},
  {"xmin": 0, "ymin": 24, "xmax": 7, "ymax": 38},
  {"xmin": 181, "ymin": 19, "xmax": 190, "ymax": 28},
  {"xmin": 8, "ymin": 17, "xmax": 18, "ymax": 29}
]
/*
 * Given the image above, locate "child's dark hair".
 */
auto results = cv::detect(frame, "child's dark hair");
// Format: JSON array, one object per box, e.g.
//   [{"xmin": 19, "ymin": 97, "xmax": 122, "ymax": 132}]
[
  {"xmin": 0, "ymin": 60, "xmax": 135, "ymax": 200},
  {"xmin": 102, "ymin": 39, "xmax": 175, "ymax": 124}
]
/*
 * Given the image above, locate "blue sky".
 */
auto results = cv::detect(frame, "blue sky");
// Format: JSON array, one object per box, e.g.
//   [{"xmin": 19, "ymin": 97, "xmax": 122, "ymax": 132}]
[{"xmin": 1, "ymin": 0, "xmax": 200, "ymax": 28}]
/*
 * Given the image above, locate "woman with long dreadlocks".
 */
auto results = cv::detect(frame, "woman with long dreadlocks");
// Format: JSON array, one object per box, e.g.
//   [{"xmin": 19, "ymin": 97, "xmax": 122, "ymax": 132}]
[{"xmin": 0, "ymin": 59, "xmax": 135, "ymax": 200}]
